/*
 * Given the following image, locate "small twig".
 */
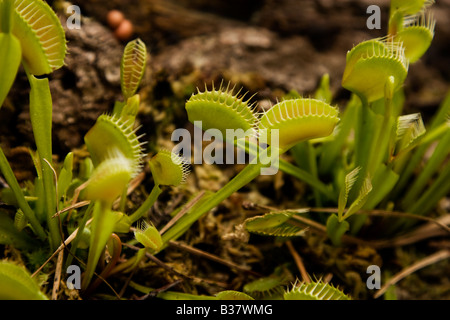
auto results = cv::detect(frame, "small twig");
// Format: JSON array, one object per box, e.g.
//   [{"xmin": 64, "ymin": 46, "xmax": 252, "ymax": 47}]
[
  {"xmin": 32, "ymin": 218, "xmax": 93, "ymax": 278},
  {"xmin": 66, "ymin": 180, "xmax": 89, "ymax": 221},
  {"xmin": 119, "ymin": 267, "xmax": 138, "ymax": 299},
  {"xmin": 136, "ymin": 279, "xmax": 184, "ymax": 300},
  {"xmin": 168, "ymin": 240, "xmax": 262, "ymax": 277},
  {"xmin": 52, "ymin": 200, "xmax": 91, "ymax": 218},
  {"xmin": 246, "ymin": 203, "xmax": 450, "ymax": 234},
  {"xmin": 85, "ymin": 234, "xmax": 122, "ymax": 295},
  {"xmin": 159, "ymin": 191, "xmax": 205, "ymax": 235},
  {"xmin": 121, "ymin": 242, "xmax": 231, "ymax": 288},
  {"xmin": 164, "ymin": 193, "xmax": 185, "ymax": 215},
  {"xmin": 374, "ymin": 249, "xmax": 450, "ymax": 299},
  {"xmin": 51, "ymin": 249, "xmax": 64, "ymax": 300},
  {"xmin": 323, "ymin": 273, "xmax": 333, "ymax": 283},
  {"xmin": 285, "ymin": 240, "xmax": 311, "ymax": 283},
  {"xmin": 112, "ymin": 171, "xmax": 146, "ymax": 210},
  {"xmin": 42, "ymin": 158, "xmax": 59, "ymax": 213},
  {"xmin": 121, "ymin": 243, "xmax": 190, "ymax": 281},
  {"xmin": 248, "ymin": 202, "xmax": 450, "ymax": 248},
  {"xmin": 307, "ymin": 208, "xmax": 450, "ymax": 234}
]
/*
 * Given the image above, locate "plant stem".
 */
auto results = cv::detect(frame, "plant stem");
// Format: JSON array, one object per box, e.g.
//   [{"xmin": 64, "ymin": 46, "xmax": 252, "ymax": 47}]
[
  {"xmin": 0, "ymin": 147, "xmax": 46, "ymax": 240},
  {"xmin": 368, "ymin": 83, "xmax": 394, "ymax": 177},
  {"xmin": 401, "ymin": 130, "xmax": 450, "ymax": 207},
  {"xmin": 65, "ymin": 201, "xmax": 94, "ymax": 269},
  {"xmin": 0, "ymin": 0, "xmax": 13, "ymax": 33},
  {"xmin": 240, "ymin": 139, "xmax": 334, "ymax": 199},
  {"xmin": 81, "ymin": 201, "xmax": 117, "ymax": 290},
  {"xmin": 348, "ymin": 94, "xmax": 377, "ymax": 234},
  {"xmin": 27, "ymin": 72, "xmax": 60, "ymax": 250},
  {"xmin": 128, "ymin": 184, "xmax": 162, "ymax": 223},
  {"xmin": 406, "ymin": 161, "xmax": 450, "ymax": 216},
  {"xmin": 161, "ymin": 153, "xmax": 269, "ymax": 245}
]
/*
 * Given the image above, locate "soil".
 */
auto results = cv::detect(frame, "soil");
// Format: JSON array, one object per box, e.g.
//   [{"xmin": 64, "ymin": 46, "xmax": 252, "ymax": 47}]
[{"xmin": 0, "ymin": 0, "xmax": 449, "ymax": 300}]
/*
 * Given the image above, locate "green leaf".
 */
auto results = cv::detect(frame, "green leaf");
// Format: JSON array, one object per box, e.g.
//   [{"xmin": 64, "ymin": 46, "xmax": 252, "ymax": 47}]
[
  {"xmin": 319, "ymin": 94, "xmax": 359, "ymax": 174},
  {"xmin": 0, "ymin": 32, "xmax": 22, "ymax": 108},
  {"xmin": 134, "ymin": 220, "xmax": 163, "ymax": 253},
  {"xmin": 186, "ymin": 82, "xmax": 259, "ymax": 139},
  {"xmin": 149, "ymin": 150, "xmax": 190, "ymax": 187},
  {"xmin": 394, "ymin": 13, "xmax": 435, "ymax": 63},
  {"xmin": 342, "ymin": 39, "xmax": 408, "ymax": 102},
  {"xmin": 0, "ymin": 148, "xmax": 46, "ymax": 240},
  {"xmin": 11, "ymin": 0, "xmax": 66, "ymax": 75},
  {"xmin": 57, "ymin": 152, "xmax": 73, "ymax": 201},
  {"xmin": 390, "ymin": 0, "xmax": 432, "ymax": 16},
  {"xmin": 0, "ymin": 212, "xmax": 35, "ymax": 250},
  {"xmin": 363, "ymin": 164, "xmax": 399, "ymax": 210},
  {"xmin": 314, "ymin": 73, "xmax": 332, "ymax": 103},
  {"xmin": 284, "ymin": 279, "xmax": 350, "ymax": 300},
  {"xmin": 121, "ymin": 38, "xmax": 147, "ymax": 100},
  {"xmin": 402, "ymin": 129, "xmax": 450, "ymax": 208},
  {"xmin": 82, "ymin": 201, "xmax": 119, "ymax": 290},
  {"xmin": 243, "ymin": 270, "xmax": 289, "ymax": 299},
  {"xmin": 120, "ymin": 94, "xmax": 140, "ymax": 124},
  {"xmin": 84, "ymin": 114, "xmax": 145, "ymax": 178},
  {"xmin": 338, "ymin": 167, "xmax": 361, "ymax": 219},
  {"xmin": 258, "ymin": 98, "xmax": 339, "ymax": 150},
  {"xmin": 0, "ymin": 260, "xmax": 48, "ymax": 300},
  {"xmin": 343, "ymin": 175, "xmax": 372, "ymax": 220},
  {"xmin": 27, "ymin": 73, "xmax": 59, "ymax": 248},
  {"xmin": 244, "ymin": 211, "xmax": 307, "ymax": 237},
  {"xmin": 395, "ymin": 113, "xmax": 426, "ymax": 152},
  {"xmin": 216, "ymin": 290, "xmax": 254, "ymax": 300},
  {"xmin": 326, "ymin": 214, "xmax": 349, "ymax": 247}
]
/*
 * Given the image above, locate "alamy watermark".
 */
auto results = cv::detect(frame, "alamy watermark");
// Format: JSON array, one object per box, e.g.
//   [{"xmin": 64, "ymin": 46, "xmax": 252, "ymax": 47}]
[
  {"xmin": 66, "ymin": 5, "xmax": 81, "ymax": 30},
  {"xmin": 66, "ymin": 265, "xmax": 81, "ymax": 290},
  {"xmin": 366, "ymin": 265, "xmax": 381, "ymax": 290},
  {"xmin": 171, "ymin": 121, "xmax": 280, "ymax": 175},
  {"xmin": 366, "ymin": 5, "xmax": 381, "ymax": 30}
]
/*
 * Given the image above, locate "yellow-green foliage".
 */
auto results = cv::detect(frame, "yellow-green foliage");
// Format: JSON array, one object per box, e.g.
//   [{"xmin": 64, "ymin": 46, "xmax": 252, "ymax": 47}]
[
  {"xmin": 0, "ymin": 260, "xmax": 48, "ymax": 300},
  {"xmin": 258, "ymin": 98, "xmax": 339, "ymax": 150},
  {"xmin": 186, "ymin": 83, "xmax": 259, "ymax": 138}
]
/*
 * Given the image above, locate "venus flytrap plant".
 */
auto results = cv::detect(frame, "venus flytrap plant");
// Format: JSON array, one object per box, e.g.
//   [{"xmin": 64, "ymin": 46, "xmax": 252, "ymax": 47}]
[
  {"xmin": 0, "ymin": 0, "xmax": 447, "ymax": 300},
  {"xmin": 0, "ymin": 260, "xmax": 48, "ymax": 300},
  {"xmin": 80, "ymin": 149, "xmax": 135, "ymax": 290},
  {"xmin": 185, "ymin": 82, "xmax": 260, "ymax": 138},
  {"xmin": 242, "ymin": 0, "xmax": 446, "ymax": 248},
  {"xmin": 110, "ymin": 220, "xmax": 163, "ymax": 275},
  {"xmin": 113, "ymin": 38, "xmax": 147, "ymax": 123},
  {"xmin": 0, "ymin": 0, "xmax": 67, "ymax": 250},
  {"xmin": 77, "ymin": 38, "xmax": 152, "ymax": 290},
  {"xmin": 244, "ymin": 210, "xmax": 307, "ymax": 237},
  {"xmin": 394, "ymin": 12, "xmax": 435, "ymax": 63},
  {"xmin": 0, "ymin": 0, "xmax": 21, "ymax": 108},
  {"xmin": 128, "ymin": 149, "xmax": 190, "ymax": 224},
  {"xmin": 160, "ymin": 86, "xmax": 339, "ymax": 246},
  {"xmin": 338, "ymin": 0, "xmax": 445, "ymax": 236},
  {"xmin": 390, "ymin": 0, "xmax": 434, "ymax": 18},
  {"xmin": 80, "ymin": 113, "xmax": 145, "ymax": 289},
  {"xmin": 342, "ymin": 38, "xmax": 409, "ymax": 103},
  {"xmin": 340, "ymin": 39, "xmax": 408, "ymax": 235},
  {"xmin": 187, "ymin": 82, "xmax": 336, "ymax": 199},
  {"xmin": 284, "ymin": 278, "xmax": 351, "ymax": 300}
]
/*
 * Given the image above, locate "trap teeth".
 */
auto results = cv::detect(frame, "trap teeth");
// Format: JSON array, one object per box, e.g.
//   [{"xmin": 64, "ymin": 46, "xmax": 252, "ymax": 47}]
[
  {"xmin": 84, "ymin": 114, "xmax": 145, "ymax": 178},
  {"xmin": 149, "ymin": 150, "xmax": 190, "ymax": 187},
  {"xmin": 185, "ymin": 82, "xmax": 260, "ymax": 140},
  {"xmin": 12, "ymin": 0, "xmax": 66, "ymax": 75},
  {"xmin": 258, "ymin": 98, "xmax": 339, "ymax": 150}
]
